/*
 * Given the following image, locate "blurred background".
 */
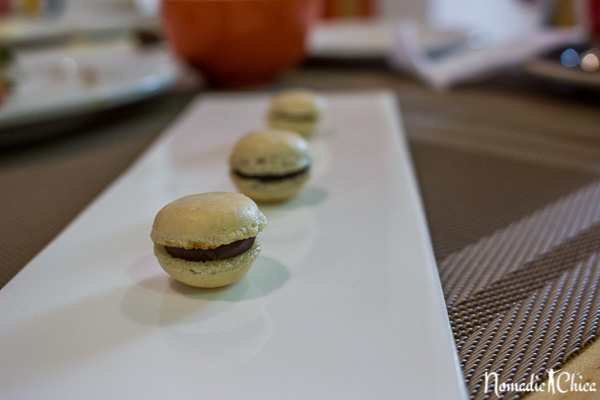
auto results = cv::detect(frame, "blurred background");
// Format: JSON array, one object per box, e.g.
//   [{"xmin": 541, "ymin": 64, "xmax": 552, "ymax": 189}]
[{"xmin": 0, "ymin": 0, "xmax": 596, "ymax": 145}]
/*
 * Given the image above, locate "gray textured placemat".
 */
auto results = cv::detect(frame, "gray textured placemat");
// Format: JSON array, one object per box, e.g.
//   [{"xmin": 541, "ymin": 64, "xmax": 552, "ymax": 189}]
[{"xmin": 411, "ymin": 140, "xmax": 600, "ymax": 399}]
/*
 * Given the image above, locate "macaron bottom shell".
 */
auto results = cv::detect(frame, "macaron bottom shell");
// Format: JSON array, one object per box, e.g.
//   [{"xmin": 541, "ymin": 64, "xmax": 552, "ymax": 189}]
[
  {"xmin": 154, "ymin": 240, "xmax": 261, "ymax": 288},
  {"xmin": 231, "ymin": 171, "xmax": 310, "ymax": 203},
  {"xmin": 267, "ymin": 116, "xmax": 319, "ymax": 138}
]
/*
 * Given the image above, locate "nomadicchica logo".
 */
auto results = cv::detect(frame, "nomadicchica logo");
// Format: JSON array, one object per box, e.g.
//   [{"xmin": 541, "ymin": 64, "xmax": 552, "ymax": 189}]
[{"xmin": 484, "ymin": 369, "xmax": 597, "ymax": 398}]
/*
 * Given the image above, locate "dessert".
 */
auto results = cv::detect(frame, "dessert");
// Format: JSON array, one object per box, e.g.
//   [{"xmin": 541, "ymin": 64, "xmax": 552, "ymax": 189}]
[
  {"xmin": 151, "ymin": 192, "xmax": 267, "ymax": 288},
  {"xmin": 266, "ymin": 89, "xmax": 326, "ymax": 137},
  {"xmin": 230, "ymin": 129, "xmax": 311, "ymax": 202}
]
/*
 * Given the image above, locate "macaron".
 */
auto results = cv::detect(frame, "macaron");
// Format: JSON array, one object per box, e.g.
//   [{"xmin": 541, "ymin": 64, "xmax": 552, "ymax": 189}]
[
  {"xmin": 266, "ymin": 89, "xmax": 327, "ymax": 137},
  {"xmin": 230, "ymin": 130, "xmax": 311, "ymax": 203},
  {"xmin": 151, "ymin": 192, "xmax": 267, "ymax": 288}
]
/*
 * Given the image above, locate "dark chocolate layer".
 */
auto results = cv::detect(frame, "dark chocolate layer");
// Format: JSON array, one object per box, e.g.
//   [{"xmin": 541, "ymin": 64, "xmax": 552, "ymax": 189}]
[
  {"xmin": 270, "ymin": 111, "xmax": 317, "ymax": 122},
  {"xmin": 165, "ymin": 237, "xmax": 255, "ymax": 262},
  {"xmin": 233, "ymin": 165, "xmax": 309, "ymax": 182}
]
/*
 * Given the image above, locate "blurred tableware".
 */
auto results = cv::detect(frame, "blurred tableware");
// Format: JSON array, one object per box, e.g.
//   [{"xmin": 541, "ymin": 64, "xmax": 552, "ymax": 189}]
[
  {"xmin": 0, "ymin": 1, "xmax": 156, "ymax": 47},
  {"xmin": 429, "ymin": 0, "xmax": 556, "ymax": 45},
  {"xmin": 161, "ymin": 0, "xmax": 320, "ymax": 87},
  {"xmin": 0, "ymin": 18, "xmax": 152, "ymax": 47},
  {"xmin": 0, "ymin": 38, "xmax": 180, "ymax": 135},
  {"xmin": 308, "ymin": 18, "xmax": 466, "ymax": 60},
  {"xmin": 389, "ymin": 22, "xmax": 586, "ymax": 90}
]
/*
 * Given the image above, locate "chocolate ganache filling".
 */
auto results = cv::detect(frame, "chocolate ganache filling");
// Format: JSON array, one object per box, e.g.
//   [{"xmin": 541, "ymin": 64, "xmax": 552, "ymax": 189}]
[
  {"xmin": 234, "ymin": 165, "xmax": 309, "ymax": 182},
  {"xmin": 270, "ymin": 111, "xmax": 317, "ymax": 122},
  {"xmin": 165, "ymin": 237, "xmax": 255, "ymax": 262}
]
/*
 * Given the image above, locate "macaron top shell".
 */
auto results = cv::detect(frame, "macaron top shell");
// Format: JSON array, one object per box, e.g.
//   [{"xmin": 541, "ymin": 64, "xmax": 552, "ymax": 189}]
[
  {"xmin": 151, "ymin": 192, "xmax": 266, "ymax": 250},
  {"xmin": 269, "ymin": 89, "xmax": 327, "ymax": 116},
  {"xmin": 230, "ymin": 130, "xmax": 311, "ymax": 176}
]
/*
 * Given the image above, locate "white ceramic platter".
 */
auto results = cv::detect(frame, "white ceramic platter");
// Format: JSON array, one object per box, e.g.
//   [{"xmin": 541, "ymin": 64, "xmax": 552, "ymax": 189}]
[
  {"xmin": 0, "ymin": 91, "xmax": 466, "ymax": 400},
  {"xmin": 0, "ymin": 39, "xmax": 179, "ymax": 130}
]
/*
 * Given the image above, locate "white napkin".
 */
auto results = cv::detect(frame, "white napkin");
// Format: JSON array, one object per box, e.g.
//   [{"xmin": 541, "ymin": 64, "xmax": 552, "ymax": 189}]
[{"xmin": 388, "ymin": 22, "xmax": 586, "ymax": 90}]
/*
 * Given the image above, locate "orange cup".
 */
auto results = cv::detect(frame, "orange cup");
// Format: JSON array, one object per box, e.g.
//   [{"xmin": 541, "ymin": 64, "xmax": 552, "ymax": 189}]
[{"xmin": 161, "ymin": 0, "xmax": 320, "ymax": 87}]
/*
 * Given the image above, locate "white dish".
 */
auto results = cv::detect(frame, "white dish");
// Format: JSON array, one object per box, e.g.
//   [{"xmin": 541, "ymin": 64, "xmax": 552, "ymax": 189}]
[
  {"xmin": 308, "ymin": 18, "xmax": 465, "ymax": 59},
  {"xmin": 0, "ymin": 12, "xmax": 155, "ymax": 46},
  {"xmin": 0, "ymin": 91, "xmax": 466, "ymax": 399},
  {"xmin": 0, "ymin": 39, "xmax": 179, "ymax": 130}
]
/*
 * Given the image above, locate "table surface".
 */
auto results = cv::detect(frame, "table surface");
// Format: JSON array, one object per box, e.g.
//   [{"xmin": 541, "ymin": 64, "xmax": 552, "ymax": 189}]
[{"xmin": 1, "ymin": 63, "xmax": 600, "ymax": 400}]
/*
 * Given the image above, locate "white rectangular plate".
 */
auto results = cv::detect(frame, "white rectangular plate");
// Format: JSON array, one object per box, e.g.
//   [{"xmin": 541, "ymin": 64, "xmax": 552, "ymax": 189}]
[{"xmin": 0, "ymin": 91, "xmax": 466, "ymax": 399}]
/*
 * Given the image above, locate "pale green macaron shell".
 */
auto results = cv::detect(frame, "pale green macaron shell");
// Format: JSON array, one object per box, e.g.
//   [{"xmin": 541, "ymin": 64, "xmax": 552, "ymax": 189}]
[
  {"xmin": 151, "ymin": 192, "xmax": 267, "ymax": 288},
  {"xmin": 266, "ymin": 90, "xmax": 327, "ymax": 137},
  {"xmin": 229, "ymin": 129, "xmax": 311, "ymax": 203}
]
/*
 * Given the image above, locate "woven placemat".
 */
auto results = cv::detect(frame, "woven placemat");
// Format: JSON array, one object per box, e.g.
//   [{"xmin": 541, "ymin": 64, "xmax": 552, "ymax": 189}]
[
  {"xmin": 0, "ymin": 95, "xmax": 193, "ymax": 288},
  {"xmin": 411, "ymin": 139, "xmax": 600, "ymax": 399}
]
